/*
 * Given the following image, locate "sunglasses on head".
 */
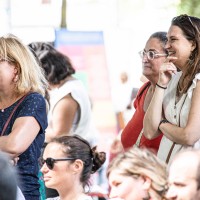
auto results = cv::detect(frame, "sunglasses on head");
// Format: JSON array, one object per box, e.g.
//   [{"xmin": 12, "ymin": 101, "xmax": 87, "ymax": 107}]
[
  {"xmin": 173, "ymin": 14, "xmax": 195, "ymax": 28},
  {"xmin": 40, "ymin": 157, "xmax": 75, "ymax": 170}
]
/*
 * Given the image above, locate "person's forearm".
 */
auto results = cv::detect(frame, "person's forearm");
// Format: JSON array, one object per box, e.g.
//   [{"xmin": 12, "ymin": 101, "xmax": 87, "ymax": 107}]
[
  {"xmin": 159, "ymin": 122, "xmax": 197, "ymax": 145},
  {"xmin": 45, "ymin": 127, "xmax": 70, "ymax": 143},
  {"xmin": 143, "ymin": 85, "xmax": 165, "ymax": 139},
  {"xmin": 0, "ymin": 136, "xmax": 21, "ymax": 157}
]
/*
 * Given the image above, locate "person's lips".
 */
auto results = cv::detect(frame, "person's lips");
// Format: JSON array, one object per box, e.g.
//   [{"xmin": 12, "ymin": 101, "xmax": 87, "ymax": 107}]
[
  {"xmin": 43, "ymin": 176, "xmax": 51, "ymax": 182},
  {"xmin": 167, "ymin": 51, "xmax": 176, "ymax": 56}
]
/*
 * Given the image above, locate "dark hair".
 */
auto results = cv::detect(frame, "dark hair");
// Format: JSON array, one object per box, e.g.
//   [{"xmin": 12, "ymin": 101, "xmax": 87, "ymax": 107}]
[
  {"xmin": 197, "ymin": 157, "xmax": 200, "ymax": 190},
  {"xmin": 171, "ymin": 14, "xmax": 200, "ymax": 94},
  {"xmin": 28, "ymin": 42, "xmax": 75, "ymax": 85},
  {"xmin": 50, "ymin": 135, "xmax": 106, "ymax": 188},
  {"xmin": 0, "ymin": 152, "xmax": 18, "ymax": 200},
  {"xmin": 149, "ymin": 31, "xmax": 168, "ymax": 54}
]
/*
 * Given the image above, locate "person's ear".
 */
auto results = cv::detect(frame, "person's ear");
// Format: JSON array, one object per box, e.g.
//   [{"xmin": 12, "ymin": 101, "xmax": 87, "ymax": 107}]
[
  {"xmin": 191, "ymin": 41, "xmax": 196, "ymax": 51},
  {"xmin": 72, "ymin": 159, "xmax": 84, "ymax": 173},
  {"xmin": 13, "ymin": 67, "xmax": 19, "ymax": 82},
  {"xmin": 14, "ymin": 75, "xmax": 19, "ymax": 82},
  {"xmin": 141, "ymin": 176, "xmax": 151, "ymax": 190}
]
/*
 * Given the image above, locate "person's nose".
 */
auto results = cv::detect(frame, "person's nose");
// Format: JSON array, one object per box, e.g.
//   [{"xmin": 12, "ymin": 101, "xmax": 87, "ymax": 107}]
[
  {"xmin": 165, "ymin": 40, "xmax": 171, "ymax": 50},
  {"xmin": 142, "ymin": 54, "xmax": 148, "ymax": 62},
  {"xmin": 166, "ymin": 186, "xmax": 177, "ymax": 199},
  {"xmin": 40, "ymin": 163, "xmax": 49, "ymax": 174}
]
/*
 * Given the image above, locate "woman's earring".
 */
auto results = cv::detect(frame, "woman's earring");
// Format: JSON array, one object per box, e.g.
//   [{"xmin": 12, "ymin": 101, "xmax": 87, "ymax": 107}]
[
  {"xmin": 188, "ymin": 51, "xmax": 195, "ymax": 65},
  {"xmin": 14, "ymin": 75, "xmax": 19, "ymax": 82}
]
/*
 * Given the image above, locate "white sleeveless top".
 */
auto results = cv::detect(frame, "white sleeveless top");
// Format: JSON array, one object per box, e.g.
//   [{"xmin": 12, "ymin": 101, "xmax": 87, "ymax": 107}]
[
  {"xmin": 48, "ymin": 79, "xmax": 98, "ymax": 145},
  {"xmin": 157, "ymin": 72, "xmax": 200, "ymax": 163}
]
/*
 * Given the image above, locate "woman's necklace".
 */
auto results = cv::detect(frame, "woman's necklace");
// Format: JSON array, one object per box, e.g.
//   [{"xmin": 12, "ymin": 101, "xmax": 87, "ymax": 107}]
[
  {"xmin": 0, "ymin": 103, "xmax": 6, "ymax": 112},
  {"xmin": 0, "ymin": 95, "xmax": 21, "ymax": 113},
  {"xmin": 176, "ymin": 80, "xmax": 185, "ymax": 104}
]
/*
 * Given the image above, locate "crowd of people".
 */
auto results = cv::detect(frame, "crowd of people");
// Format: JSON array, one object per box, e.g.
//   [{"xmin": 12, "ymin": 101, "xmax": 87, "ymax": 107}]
[{"xmin": 1, "ymin": 13, "xmax": 200, "ymax": 200}]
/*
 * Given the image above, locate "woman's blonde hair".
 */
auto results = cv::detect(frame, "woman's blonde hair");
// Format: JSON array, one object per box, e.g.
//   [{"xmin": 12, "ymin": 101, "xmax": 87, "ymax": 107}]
[
  {"xmin": 0, "ymin": 34, "xmax": 48, "ymax": 96},
  {"xmin": 107, "ymin": 147, "xmax": 168, "ymax": 197}
]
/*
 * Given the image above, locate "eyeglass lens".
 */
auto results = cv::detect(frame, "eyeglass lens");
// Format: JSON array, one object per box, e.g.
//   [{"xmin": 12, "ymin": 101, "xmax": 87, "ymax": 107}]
[
  {"xmin": 40, "ymin": 157, "xmax": 76, "ymax": 170},
  {"xmin": 140, "ymin": 51, "xmax": 155, "ymax": 60},
  {"xmin": 147, "ymin": 51, "xmax": 155, "ymax": 59},
  {"xmin": 40, "ymin": 158, "xmax": 54, "ymax": 169}
]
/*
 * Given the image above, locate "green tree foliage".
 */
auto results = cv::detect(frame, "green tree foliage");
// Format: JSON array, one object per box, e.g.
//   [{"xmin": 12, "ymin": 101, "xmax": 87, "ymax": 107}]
[{"xmin": 178, "ymin": 0, "xmax": 200, "ymax": 17}]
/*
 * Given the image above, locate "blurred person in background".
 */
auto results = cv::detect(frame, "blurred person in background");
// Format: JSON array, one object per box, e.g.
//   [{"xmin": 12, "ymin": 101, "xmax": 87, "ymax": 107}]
[
  {"xmin": 112, "ymin": 71, "xmax": 133, "ymax": 133},
  {"xmin": 107, "ymin": 147, "xmax": 168, "ymax": 200},
  {"xmin": 40, "ymin": 134, "xmax": 106, "ymax": 200},
  {"xmin": 121, "ymin": 31, "xmax": 168, "ymax": 153},
  {"xmin": 166, "ymin": 149, "xmax": 200, "ymax": 200},
  {"xmin": 126, "ymin": 87, "xmax": 139, "ymax": 110},
  {"xmin": 29, "ymin": 42, "xmax": 98, "ymax": 146},
  {"xmin": 0, "ymin": 34, "xmax": 48, "ymax": 200}
]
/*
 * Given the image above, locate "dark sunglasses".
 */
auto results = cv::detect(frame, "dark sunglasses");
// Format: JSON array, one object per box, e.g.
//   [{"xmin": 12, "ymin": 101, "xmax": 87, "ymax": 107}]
[{"xmin": 40, "ymin": 157, "xmax": 75, "ymax": 170}]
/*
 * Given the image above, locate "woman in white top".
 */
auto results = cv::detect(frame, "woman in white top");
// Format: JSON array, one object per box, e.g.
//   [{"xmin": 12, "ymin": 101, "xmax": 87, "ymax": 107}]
[
  {"xmin": 40, "ymin": 135, "xmax": 106, "ymax": 200},
  {"xmin": 28, "ymin": 42, "xmax": 98, "ymax": 145},
  {"xmin": 143, "ymin": 14, "xmax": 200, "ymax": 163}
]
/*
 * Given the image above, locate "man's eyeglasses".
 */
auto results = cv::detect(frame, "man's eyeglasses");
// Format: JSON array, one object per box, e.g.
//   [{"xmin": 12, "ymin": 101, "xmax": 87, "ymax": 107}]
[
  {"xmin": 139, "ymin": 50, "xmax": 168, "ymax": 60},
  {"xmin": 40, "ymin": 157, "xmax": 75, "ymax": 170}
]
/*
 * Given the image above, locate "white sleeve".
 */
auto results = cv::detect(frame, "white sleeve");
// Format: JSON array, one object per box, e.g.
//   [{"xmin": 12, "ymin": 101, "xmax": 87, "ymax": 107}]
[{"xmin": 17, "ymin": 187, "xmax": 25, "ymax": 200}]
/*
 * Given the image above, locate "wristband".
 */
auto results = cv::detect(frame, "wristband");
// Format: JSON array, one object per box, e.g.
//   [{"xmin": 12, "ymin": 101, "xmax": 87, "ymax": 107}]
[
  {"xmin": 156, "ymin": 83, "xmax": 167, "ymax": 89},
  {"xmin": 159, "ymin": 119, "xmax": 169, "ymax": 130}
]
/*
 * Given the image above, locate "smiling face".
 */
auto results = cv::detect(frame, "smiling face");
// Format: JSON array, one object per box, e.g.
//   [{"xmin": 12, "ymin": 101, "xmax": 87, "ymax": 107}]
[
  {"xmin": 108, "ymin": 169, "xmax": 147, "ymax": 200},
  {"xmin": 142, "ymin": 38, "xmax": 167, "ymax": 83},
  {"xmin": 165, "ymin": 25, "xmax": 196, "ymax": 71}
]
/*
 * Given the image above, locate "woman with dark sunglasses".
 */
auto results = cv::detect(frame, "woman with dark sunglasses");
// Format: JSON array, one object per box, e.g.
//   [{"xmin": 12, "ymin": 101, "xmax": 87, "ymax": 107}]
[
  {"xmin": 40, "ymin": 135, "xmax": 106, "ymax": 200},
  {"xmin": 143, "ymin": 14, "xmax": 200, "ymax": 163}
]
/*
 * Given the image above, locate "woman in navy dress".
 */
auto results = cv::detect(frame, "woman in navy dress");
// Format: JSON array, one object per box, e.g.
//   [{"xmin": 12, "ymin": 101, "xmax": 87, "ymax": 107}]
[{"xmin": 0, "ymin": 34, "xmax": 48, "ymax": 200}]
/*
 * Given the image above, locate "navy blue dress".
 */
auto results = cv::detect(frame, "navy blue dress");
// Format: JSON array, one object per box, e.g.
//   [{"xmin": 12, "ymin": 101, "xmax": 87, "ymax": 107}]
[{"xmin": 0, "ymin": 92, "xmax": 47, "ymax": 200}]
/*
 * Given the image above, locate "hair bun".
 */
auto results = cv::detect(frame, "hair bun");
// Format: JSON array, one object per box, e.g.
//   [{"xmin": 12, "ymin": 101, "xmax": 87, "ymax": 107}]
[{"xmin": 91, "ymin": 146, "xmax": 106, "ymax": 174}]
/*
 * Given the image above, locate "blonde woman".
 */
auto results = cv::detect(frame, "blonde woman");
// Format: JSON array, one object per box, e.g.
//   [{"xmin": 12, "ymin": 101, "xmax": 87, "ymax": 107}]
[
  {"xmin": 0, "ymin": 34, "xmax": 48, "ymax": 200},
  {"xmin": 107, "ymin": 147, "xmax": 168, "ymax": 200}
]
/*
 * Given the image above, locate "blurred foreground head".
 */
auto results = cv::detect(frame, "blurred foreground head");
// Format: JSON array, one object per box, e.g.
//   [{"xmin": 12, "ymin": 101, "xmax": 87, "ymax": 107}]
[
  {"xmin": 0, "ymin": 152, "xmax": 18, "ymax": 200},
  {"xmin": 107, "ymin": 147, "xmax": 168, "ymax": 200}
]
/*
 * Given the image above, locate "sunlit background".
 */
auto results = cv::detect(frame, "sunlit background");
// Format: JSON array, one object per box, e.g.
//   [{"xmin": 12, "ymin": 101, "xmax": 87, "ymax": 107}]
[
  {"xmin": 0, "ymin": 0, "xmax": 178, "ymax": 85},
  {"xmin": 0, "ymin": 0, "xmax": 194, "ymax": 149}
]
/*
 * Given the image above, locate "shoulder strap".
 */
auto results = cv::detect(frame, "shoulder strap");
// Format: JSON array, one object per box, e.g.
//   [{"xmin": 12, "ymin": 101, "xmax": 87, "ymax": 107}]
[
  {"xmin": 165, "ymin": 94, "xmax": 188, "ymax": 164},
  {"xmin": 1, "ymin": 94, "xmax": 29, "ymax": 136},
  {"xmin": 166, "ymin": 142, "xmax": 176, "ymax": 164}
]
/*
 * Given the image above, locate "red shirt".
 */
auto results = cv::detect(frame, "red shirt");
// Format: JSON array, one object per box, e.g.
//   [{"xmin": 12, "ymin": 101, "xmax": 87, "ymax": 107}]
[{"xmin": 121, "ymin": 81, "xmax": 163, "ymax": 154}]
